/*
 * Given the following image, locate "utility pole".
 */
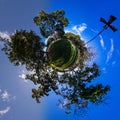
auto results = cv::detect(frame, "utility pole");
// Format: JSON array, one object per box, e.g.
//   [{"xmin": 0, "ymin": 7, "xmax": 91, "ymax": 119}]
[{"xmin": 86, "ymin": 15, "xmax": 117, "ymax": 45}]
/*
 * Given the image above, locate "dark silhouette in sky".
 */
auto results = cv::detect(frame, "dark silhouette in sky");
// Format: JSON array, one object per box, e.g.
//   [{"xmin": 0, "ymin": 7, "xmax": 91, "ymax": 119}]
[{"xmin": 86, "ymin": 15, "xmax": 117, "ymax": 44}]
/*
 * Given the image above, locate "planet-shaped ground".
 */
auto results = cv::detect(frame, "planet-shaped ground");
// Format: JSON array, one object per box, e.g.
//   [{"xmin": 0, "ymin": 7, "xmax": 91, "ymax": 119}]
[{"xmin": 47, "ymin": 39, "xmax": 78, "ymax": 71}]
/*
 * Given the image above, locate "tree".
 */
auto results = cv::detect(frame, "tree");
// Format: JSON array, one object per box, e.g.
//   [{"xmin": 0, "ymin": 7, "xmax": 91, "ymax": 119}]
[
  {"xmin": 1, "ymin": 30, "xmax": 46, "ymax": 71},
  {"xmin": 56, "ymin": 63, "xmax": 110, "ymax": 114},
  {"xmin": 34, "ymin": 10, "xmax": 69, "ymax": 38},
  {"xmin": 0, "ymin": 10, "xmax": 110, "ymax": 115}
]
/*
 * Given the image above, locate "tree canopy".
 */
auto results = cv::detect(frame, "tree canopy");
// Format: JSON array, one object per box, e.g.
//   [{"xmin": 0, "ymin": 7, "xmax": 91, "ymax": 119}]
[
  {"xmin": 34, "ymin": 10, "xmax": 68, "ymax": 38},
  {"xmin": 0, "ymin": 10, "xmax": 110, "ymax": 115}
]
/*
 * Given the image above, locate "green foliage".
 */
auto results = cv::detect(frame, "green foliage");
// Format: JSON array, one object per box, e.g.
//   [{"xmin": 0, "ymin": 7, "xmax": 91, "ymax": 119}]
[
  {"xmin": 80, "ymin": 84, "xmax": 110, "ymax": 103},
  {"xmin": 56, "ymin": 63, "xmax": 110, "ymax": 114},
  {"xmin": 27, "ymin": 62, "xmax": 110, "ymax": 113},
  {"xmin": 34, "ymin": 10, "xmax": 69, "ymax": 38},
  {"xmin": 48, "ymin": 39, "xmax": 78, "ymax": 71},
  {"xmin": 1, "ymin": 30, "xmax": 45, "ymax": 70},
  {"xmin": 65, "ymin": 32, "xmax": 82, "ymax": 45},
  {"xmin": 64, "ymin": 32, "xmax": 93, "ymax": 68},
  {"xmin": 0, "ymin": 9, "xmax": 110, "ymax": 115}
]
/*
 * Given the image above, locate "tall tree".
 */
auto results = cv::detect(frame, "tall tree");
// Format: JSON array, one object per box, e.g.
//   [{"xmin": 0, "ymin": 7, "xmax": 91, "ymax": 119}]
[
  {"xmin": 0, "ymin": 10, "xmax": 110, "ymax": 115},
  {"xmin": 1, "ymin": 30, "xmax": 46, "ymax": 71},
  {"xmin": 34, "ymin": 10, "xmax": 69, "ymax": 38}
]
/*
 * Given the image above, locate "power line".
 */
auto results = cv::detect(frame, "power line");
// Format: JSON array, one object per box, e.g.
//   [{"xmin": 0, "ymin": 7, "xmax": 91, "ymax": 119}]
[
  {"xmin": 85, "ymin": 28, "xmax": 105, "ymax": 45},
  {"xmin": 85, "ymin": 15, "xmax": 117, "ymax": 45}
]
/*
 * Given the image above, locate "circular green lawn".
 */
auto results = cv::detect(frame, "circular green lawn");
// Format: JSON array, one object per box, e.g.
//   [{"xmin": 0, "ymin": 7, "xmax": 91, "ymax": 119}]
[{"xmin": 48, "ymin": 39, "xmax": 78, "ymax": 71}]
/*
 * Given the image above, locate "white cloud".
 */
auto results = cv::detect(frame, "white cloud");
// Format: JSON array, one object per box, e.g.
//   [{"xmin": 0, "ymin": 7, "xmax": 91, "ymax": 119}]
[
  {"xmin": 91, "ymin": 29, "xmax": 98, "ymax": 33},
  {"xmin": 0, "ymin": 32, "xmax": 10, "ymax": 41},
  {"xmin": 112, "ymin": 61, "xmax": 116, "ymax": 65},
  {"xmin": 106, "ymin": 39, "xmax": 114, "ymax": 63},
  {"xmin": 0, "ymin": 107, "xmax": 10, "ymax": 117},
  {"xmin": 99, "ymin": 35, "xmax": 106, "ymax": 50},
  {"xmin": 58, "ymin": 99, "xmax": 71, "ymax": 109},
  {"xmin": 0, "ymin": 32, "xmax": 11, "ymax": 48},
  {"xmin": 65, "ymin": 30, "xmax": 72, "ymax": 33},
  {"xmin": 90, "ymin": 29, "xmax": 106, "ymax": 50},
  {"xmin": 72, "ymin": 23, "xmax": 87, "ymax": 35},
  {"xmin": 19, "ymin": 73, "xmax": 26, "ymax": 79},
  {"xmin": 1, "ymin": 90, "xmax": 10, "ymax": 101},
  {"xmin": 101, "ymin": 67, "xmax": 107, "ymax": 73},
  {"xmin": 0, "ymin": 89, "xmax": 16, "ymax": 102},
  {"xmin": 19, "ymin": 70, "xmax": 28, "ymax": 83},
  {"xmin": 19, "ymin": 68, "xmax": 36, "ymax": 83}
]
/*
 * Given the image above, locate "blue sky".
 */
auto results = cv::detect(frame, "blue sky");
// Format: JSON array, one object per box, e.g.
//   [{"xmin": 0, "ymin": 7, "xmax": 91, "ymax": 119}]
[{"xmin": 0, "ymin": 0, "xmax": 120, "ymax": 120}]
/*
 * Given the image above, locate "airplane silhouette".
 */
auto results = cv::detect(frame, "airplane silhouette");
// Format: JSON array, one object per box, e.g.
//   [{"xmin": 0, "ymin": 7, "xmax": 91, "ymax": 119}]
[{"xmin": 100, "ymin": 15, "xmax": 117, "ymax": 32}]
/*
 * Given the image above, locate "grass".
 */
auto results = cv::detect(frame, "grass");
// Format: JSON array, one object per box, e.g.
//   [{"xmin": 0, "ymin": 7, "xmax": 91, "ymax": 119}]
[{"xmin": 48, "ymin": 40, "xmax": 78, "ymax": 71}]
